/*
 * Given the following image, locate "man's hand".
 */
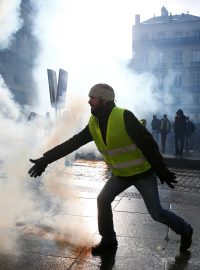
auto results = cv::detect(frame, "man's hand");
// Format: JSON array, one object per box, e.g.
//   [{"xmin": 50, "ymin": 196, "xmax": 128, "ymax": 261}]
[
  {"xmin": 28, "ymin": 157, "xmax": 48, "ymax": 178},
  {"xmin": 156, "ymin": 167, "xmax": 178, "ymax": 189}
]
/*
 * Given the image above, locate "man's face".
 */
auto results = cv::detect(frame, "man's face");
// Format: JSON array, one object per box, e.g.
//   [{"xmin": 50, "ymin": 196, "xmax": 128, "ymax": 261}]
[{"xmin": 88, "ymin": 96, "xmax": 105, "ymax": 114}]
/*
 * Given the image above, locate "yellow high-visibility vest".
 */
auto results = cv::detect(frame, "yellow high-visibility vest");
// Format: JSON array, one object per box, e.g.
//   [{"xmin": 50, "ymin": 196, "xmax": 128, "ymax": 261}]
[{"xmin": 89, "ymin": 107, "xmax": 151, "ymax": 177}]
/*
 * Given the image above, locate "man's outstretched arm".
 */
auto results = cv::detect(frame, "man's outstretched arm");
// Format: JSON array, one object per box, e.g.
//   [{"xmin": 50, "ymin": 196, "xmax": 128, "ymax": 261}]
[{"xmin": 28, "ymin": 125, "xmax": 93, "ymax": 178}]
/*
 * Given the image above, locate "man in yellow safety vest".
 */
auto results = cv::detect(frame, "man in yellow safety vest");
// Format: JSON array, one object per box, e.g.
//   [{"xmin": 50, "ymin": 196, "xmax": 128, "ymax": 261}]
[{"xmin": 28, "ymin": 83, "xmax": 193, "ymax": 255}]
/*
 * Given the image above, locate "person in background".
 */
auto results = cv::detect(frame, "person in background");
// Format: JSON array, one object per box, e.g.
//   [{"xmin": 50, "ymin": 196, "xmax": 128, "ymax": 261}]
[
  {"xmin": 160, "ymin": 114, "xmax": 171, "ymax": 153},
  {"xmin": 185, "ymin": 116, "xmax": 196, "ymax": 153},
  {"xmin": 28, "ymin": 84, "xmax": 193, "ymax": 255},
  {"xmin": 174, "ymin": 109, "xmax": 186, "ymax": 156},
  {"xmin": 140, "ymin": 118, "xmax": 147, "ymax": 128},
  {"xmin": 151, "ymin": 114, "xmax": 161, "ymax": 144}
]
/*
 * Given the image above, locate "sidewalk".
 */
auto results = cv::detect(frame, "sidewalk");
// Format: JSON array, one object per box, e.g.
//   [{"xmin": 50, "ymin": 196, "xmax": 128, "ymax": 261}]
[
  {"xmin": 0, "ymin": 157, "xmax": 200, "ymax": 269},
  {"xmin": 163, "ymin": 150, "xmax": 200, "ymax": 170}
]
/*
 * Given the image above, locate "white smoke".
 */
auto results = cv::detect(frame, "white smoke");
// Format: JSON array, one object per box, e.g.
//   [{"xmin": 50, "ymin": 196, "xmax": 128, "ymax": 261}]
[
  {"xmin": 0, "ymin": 76, "xmax": 21, "ymax": 119},
  {"xmin": 0, "ymin": 79, "xmax": 97, "ymax": 253},
  {"xmin": 30, "ymin": 0, "xmax": 171, "ymax": 119},
  {"xmin": 0, "ymin": 83, "xmax": 40, "ymax": 253}
]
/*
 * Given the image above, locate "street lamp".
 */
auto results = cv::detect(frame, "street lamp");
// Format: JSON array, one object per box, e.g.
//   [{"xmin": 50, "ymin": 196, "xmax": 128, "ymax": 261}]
[{"xmin": 47, "ymin": 68, "xmax": 68, "ymax": 120}]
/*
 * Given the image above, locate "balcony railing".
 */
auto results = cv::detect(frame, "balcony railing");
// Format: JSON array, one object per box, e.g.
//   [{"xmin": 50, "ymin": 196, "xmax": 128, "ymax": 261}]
[
  {"xmin": 172, "ymin": 62, "xmax": 183, "ymax": 67},
  {"xmin": 191, "ymin": 61, "xmax": 200, "ymax": 67},
  {"xmin": 182, "ymin": 86, "xmax": 200, "ymax": 93},
  {"xmin": 133, "ymin": 37, "xmax": 200, "ymax": 47}
]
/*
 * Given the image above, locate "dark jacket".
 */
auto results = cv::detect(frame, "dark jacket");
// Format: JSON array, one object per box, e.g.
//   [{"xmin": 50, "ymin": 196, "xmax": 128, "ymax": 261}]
[
  {"xmin": 151, "ymin": 117, "xmax": 161, "ymax": 131},
  {"xmin": 174, "ymin": 109, "xmax": 186, "ymax": 134},
  {"xmin": 44, "ymin": 104, "xmax": 167, "ymax": 180},
  {"xmin": 185, "ymin": 121, "xmax": 196, "ymax": 135}
]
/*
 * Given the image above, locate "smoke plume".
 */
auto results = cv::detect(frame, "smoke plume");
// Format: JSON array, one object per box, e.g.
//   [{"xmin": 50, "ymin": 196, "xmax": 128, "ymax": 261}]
[{"xmin": 0, "ymin": 77, "xmax": 97, "ymax": 253}]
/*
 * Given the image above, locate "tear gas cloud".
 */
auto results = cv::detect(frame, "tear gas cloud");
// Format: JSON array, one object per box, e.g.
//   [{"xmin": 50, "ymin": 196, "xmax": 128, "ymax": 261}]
[
  {"xmin": 0, "ymin": 0, "xmax": 99, "ymax": 248},
  {"xmin": 0, "ymin": 80, "xmax": 97, "ymax": 253},
  {"xmin": 30, "ymin": 0, "xmax": 200, "ymax": 120},
  {"xmin": 31, "ymin": 0, "xmax": 175, "ymax": 120}
]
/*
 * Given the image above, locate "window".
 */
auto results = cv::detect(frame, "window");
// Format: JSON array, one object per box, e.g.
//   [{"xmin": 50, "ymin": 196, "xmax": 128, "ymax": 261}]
[
  {"xmin": 194, "ymin": 30, "xmax": 200, "ymax": 40},
  {"xmin": 141, "ymin": 53, "xmax": 148, "ymax": 66},
  {"xmin": 158, "ymin": 76, "xmax": 164, "ymax": 89},
  {"xmin": 174, "ymin": 51, "xmax": 182, "ymax": 65},
  {"xmin": 193, "ymin": 73, "xmax": 200, "ymax": 86},
  {"xmin": 157, "ymin": 52, "xmax": 165, "ymax": 68},
  {"xmin": 141, "ymin": 34, "xmax": 148, "ymax": 41},
  {"xmin": 174, "ymin": 75, "xmax": 182, "ymax": 87},
  {"xmin": 175, "ymin": 31, "xmax": 182, "ymax": 38},
  {"xmin": 158, "ymin": 52, "xmax": 164, "ymax": 64},
  {"xmin": 158, "ymin": 32, "xmax": 166, "ymax": 39},
  {"xmin": 193, "ymin": 96, "xmax": 200, "ymax": 105},
  {"xmin": 192, "ymin": 51, "xmax": 200, "ymax": 62},
  {"xmin": 176, "ymin": 97, "xmax": 181, "ymax": 105}
]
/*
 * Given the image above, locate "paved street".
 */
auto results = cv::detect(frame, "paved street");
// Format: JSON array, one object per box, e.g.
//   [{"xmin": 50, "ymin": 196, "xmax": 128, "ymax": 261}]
[{"xmin": 0, "ymin": 156, "xmax": 200, "ymax": 270}]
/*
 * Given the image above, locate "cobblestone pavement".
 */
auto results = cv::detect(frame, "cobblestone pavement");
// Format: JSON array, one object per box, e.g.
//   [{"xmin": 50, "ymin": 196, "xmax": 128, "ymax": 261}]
[{"xmin": 69, "ymin": 165, "xmax": 200, "ymax": 206}]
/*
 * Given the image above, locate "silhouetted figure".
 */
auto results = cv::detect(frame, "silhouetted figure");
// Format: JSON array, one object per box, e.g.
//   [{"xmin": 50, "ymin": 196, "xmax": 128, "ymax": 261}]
[
  {"xmin": 46, "ymin": 112, "xmax": 50, "ymax": 119},
  {"xmin": 185, "ymin": 116, "xmax": 196, "ymax": 152},
  {"xmin": 174, "ymin": 109, "xmax": 186, "ymax": 156},
  {"xmin": 151, "ymin": 114, "xmax": 161, "ymax": 144},
  {"xmin": 160, "ymin": 114, "xmax": 171, "ymax": 153},
  {"xmin": 140, "ymin": 118, "xmax": 147, "ymax": 128},
  {"xmin": 27, "ymin": 112, "xmax": 39, "ymax": 121}
]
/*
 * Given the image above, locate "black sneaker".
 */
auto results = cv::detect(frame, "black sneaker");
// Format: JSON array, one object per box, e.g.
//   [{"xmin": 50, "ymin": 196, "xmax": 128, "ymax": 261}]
[
  {"xmin": 180, "ymin": 226, "xmax": 193, "ymax": 251},
  {"xmin": 91, "ymin": 240, "xmax": 118, "ymax": 255}
]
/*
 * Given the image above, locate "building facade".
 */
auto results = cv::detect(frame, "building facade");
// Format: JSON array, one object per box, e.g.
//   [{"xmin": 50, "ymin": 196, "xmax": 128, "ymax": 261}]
[{"xmin": 131, "ymin": 6, "xmax": 200, "ymax": 121}]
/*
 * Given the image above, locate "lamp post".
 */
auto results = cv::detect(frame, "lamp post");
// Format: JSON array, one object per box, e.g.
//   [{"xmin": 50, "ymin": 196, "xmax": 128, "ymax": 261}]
[{"xmin": 47, "ymin": 68, "xmax": 68, "ymax": 121}]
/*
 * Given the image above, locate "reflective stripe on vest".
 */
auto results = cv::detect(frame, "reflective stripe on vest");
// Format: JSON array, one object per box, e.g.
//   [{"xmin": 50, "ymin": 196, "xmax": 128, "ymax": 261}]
[
  {"xmin": 99, "ymin": 144, "xmax": 137, "ymax": 156},
  {"xmin": 89, "ymin": 107, "xmax": 151, "ymax": 177},
  {"xmin": 110, "ymin": 157, "xmax": 146, "ymax": 169}
]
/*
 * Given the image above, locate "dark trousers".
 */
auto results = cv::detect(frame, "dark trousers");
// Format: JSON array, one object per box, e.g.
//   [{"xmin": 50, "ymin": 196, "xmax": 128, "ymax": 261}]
[
  {"xmin": 175, "ymin": 133, "xmax": 185, "ymax": 154},
  {"xmin": 185, "ymin": 133, "xmax": 193, "ymax": 151},
  {"xmin": 161, "ymin": 131, "xmax": 168, "ymax": 150},
  {"xmin": 97, "ymin": 173, "xmax": 190, "ymax": 242}
]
